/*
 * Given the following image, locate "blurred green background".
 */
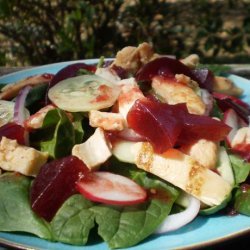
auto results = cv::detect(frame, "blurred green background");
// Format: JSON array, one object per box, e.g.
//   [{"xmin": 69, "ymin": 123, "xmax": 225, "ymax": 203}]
[{"xmin": 0, "ymin": 0, "xmax": 250, "ymax": 66}]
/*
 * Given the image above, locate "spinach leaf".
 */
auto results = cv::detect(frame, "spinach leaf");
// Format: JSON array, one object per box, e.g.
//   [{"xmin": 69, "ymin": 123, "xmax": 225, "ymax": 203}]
[
  {"xmin": 71, "ymin": 113, "xmax": 84, "ymax": 144},
  {"xmin": 76, "ymin": 68, "xmax": 94, "ymax": 76},
  {"xmin": 97, "ymin": 56, "xmax": 105, "ymax": 68},
  {"xmin": 96, "ymin": 164, "xmax": 179, "ymax": 249},
  {"xmin": 0, "ymin": 83, "xmax": 7, "ymax": 90},
  {"xmin": 51, "ymin": 164, "xmax": 179, "ymax": 248},
  {"xmin": 234, "ymin": 186, "xmax": 250, "ymax": 216},
  {"xmin": 0, "ymin": 173, "xmax": 52, "ymax": 239},
  {"xmin": 197, "ymin": 64, "xmax": 231, "ymax": 76},
  {"xmin": 229, "ymin": 154, "xmax": 250, "ymax": 185},
  {"xmin": 211, "ymin": 100, "xmax": 224, "ymax": 120},
  {"xmin": 25, "ymin": 83, "xmax": 48, "ymax": 113},
  {"xmin": 51, "ymin": 195, "xmax": 95, "ymax": 245},
  {"xmin": 39, "ymin": 108, "xmax": 75, "ymax": 159},
  {"xmin": 200, "ymin": 193, "xmax": 232, "ymax": 215},
  {"xmin": 94, "ymin": 197, "xmax": 174, "ymax": 249}
]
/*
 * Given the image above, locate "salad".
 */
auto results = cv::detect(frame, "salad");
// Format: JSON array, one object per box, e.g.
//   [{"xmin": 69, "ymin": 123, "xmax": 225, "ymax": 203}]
[{"xmin": 0, "ymin": 42, "xmax": 249, "ymax": 249}]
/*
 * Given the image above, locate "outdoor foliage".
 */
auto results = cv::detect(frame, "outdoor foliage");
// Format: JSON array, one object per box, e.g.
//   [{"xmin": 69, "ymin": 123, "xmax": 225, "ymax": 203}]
[{"xmin": 0, "ymin": 0, "xmax": 250, "ymax": 66}]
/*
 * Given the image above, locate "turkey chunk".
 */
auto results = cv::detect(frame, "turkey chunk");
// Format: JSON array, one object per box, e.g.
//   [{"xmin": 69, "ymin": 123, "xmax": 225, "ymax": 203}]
[
  {"xmin": 0, "ymin": 74, "xmax": 52, "ymax": 100},
  {"xmin": 180, "ymin": 139, "xmax": 219, "ymax": 170},
  {"xmin": 24, "ymin": 105, "xmax": 55, "ymax": 129},
  {"xmin": 152, "ymin": 76, "xmax": 206, "ymax": 115},
  {"xmin": 117, "ymin": 84, "xmax": 145, "ymax": 121},
  {"xmin": 180, "ymin": 54, "xmax": 200, "ymax": 69},
  {"xmin": 231, "ymin": 127, "xmax": 250, "ymax": 147},
  {"xmin": 111, "ymin": 42, "xmax": 156, "ymax": 73},
  {"xmin": 0, "ymin": 137, "xmax": 48, "ymax": 176},
  {"xmin": 72, "ymin": 128, "xmax": 112, "ymax": 170},
  {"xmin": 213, "ymin": 76, "xmax": 242, "ymax": 96},
  {"xmin": 89, "ymin": 110, "xmax": 125, "ymax": 131}
]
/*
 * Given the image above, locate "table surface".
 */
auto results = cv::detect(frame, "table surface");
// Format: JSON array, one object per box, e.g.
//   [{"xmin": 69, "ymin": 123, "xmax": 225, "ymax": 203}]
[{"xmin": 0, "ymin": 65, "xmax": 249, "ymax": 250}]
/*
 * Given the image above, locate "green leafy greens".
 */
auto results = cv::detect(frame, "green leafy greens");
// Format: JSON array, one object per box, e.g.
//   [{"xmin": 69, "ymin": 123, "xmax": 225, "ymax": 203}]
[
  {"xmin": 234, "ymin": 186, "xmax": 250, "ymax": 216},
  {"xmin": 33, "ymin": 108, "xmax": 81, "ymax": 159},
  {"xmin": 0, "ymin": 173, "xmax": 52, "ymax": 239},
  {"xmin": 229, "ymin": 154, "xmax": 250, "ymax": 185},
  {"xmin": 51, "ymin": 163, "xmax": 179, "ymax": 248}
]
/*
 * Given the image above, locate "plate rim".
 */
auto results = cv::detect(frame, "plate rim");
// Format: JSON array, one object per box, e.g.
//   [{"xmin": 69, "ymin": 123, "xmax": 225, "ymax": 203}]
[
  {"xmin": 0, "ymin": 58, "xmax": 113, "ymax": 82},
  {"xmin": 0, "ymin": 227, "xmax": 250, "ymax": 250}
]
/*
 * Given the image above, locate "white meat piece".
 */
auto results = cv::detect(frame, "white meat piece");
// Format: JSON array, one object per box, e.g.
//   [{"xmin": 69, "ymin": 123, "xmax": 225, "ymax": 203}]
[
  {"xmin": 213, "ymin": 76, "xmax": 243, "ymax": 96},
  {"xmin": 152, "ymin": 76, "xmax": 206, "ymax": 115},
  {"xmin": 111, "ymin": 42, "xmax": 155, "ymax": 73},
  {"xmin": 117, "ymin": 77, "xmax": 137, "ymax": 86},
  {"xmin": 117, "ymin": 84, "xmax": 145, "ymax": 121},
  {"xmin": 180, "ymin": 139, "xmax": 219, "ymax": 170},
  {"xmin": 24, "ymin": 105, "xmax": 55, "ymax": 129},
  {"xmin": 72, "ymin": 128, "xmax": 112, "ymax": 170},
  {"xmin": 0, "ymin": 74, "xmax": 52, "ymax": 100},
  {"xmin": 133, "ymin": 142, "xmax": 232, "ymax": 207},
  {"xmin": 0, "ymin": 137, "xmax": 48, "ymax": 176},
  {"xmin": 180, "ymin": 54, "xmax": 200, "ymax": 69},
  {"xmin": 231, "ymin": 127, "xmax": 250, "ymax": 147},
  {"xmin": 95, "ymin": 67, "xmax": 121, "ymax": 84},
  {"xmin": 89, "ymin": 110, "xmax": 125, "ymax": 131}
]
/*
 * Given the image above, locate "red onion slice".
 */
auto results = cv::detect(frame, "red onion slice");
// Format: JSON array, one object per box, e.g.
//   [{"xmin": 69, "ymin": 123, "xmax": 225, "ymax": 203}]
[
  {"xmin": 200, "ymin": 88, "xmax": 213, "ymax": 116},
  {"xmin": 14, "ymin": 86, "xmax": 32, "ymax": 126},
  {"xmin": 117, "ymin": 128, "xmax": 147, "ymax": 142},
  {"xmin": 155, "ymin": 194, "xmax": 200, "ymax": 234}
]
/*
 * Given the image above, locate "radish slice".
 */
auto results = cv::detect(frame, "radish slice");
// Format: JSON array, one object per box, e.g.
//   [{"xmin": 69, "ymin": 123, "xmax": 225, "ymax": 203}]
[
  {"xmin": 155, "ymin": 194, "xmax": 200, "ymax": 234},
  {"xmin": 223, "ymin": 109, "xmax": 239, "ymax": 146},
  {"xmin": 14, "ymin": 86, "xmax": 32, "ymax": 126},
  {"xmin": 76, "ymin": 171, "xmax": 147, "ymax": 205}
]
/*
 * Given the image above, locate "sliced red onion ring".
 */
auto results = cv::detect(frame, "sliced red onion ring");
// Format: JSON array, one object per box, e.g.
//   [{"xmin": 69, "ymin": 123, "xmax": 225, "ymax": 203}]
[
  {"xmin": 155, "ymin": 194, "xmax": 200, "ymax": 234},
  {"xmin": 14, "ymin": 86, "xmax": 31, "ymax": 145},
  {"xmin": 200, "ymin": 88, "xmax": 213, "ymax": 116},
  {"xmin": 14, "ymin": 86, "xmax": 32, "ymax": 126},
  {"xmin": 117, "ymin": 128, "xmax": 147, "ymax": 142}
]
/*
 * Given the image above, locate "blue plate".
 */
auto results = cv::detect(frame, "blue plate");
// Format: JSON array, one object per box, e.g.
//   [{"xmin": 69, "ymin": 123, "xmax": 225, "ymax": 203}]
[{"xmin": 0, "ymin": 61, "xmax": 249, "ymax": 250}]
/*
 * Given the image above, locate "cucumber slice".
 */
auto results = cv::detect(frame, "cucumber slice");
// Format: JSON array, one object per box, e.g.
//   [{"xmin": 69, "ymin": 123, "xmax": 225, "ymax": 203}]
[
  {"xmin": 0, "ymin": 100, "xmax": 29, "ymax": 127},
  {"xmin": 48, "ymin": 75, "xmax": 120, "ymax": 112},
  {"xmin": 175, "ymin": 191, "xmax": 190, "ymax": 208},
  {"xmin": 217, "ymin": 146, "xmax": 235, "ymax": 187},
  {"xmin": 112, "ymin": 140, "xmax": 137, "ymax": 164},
  {"xmin": 0, "ymin": 100, "xmax": 15, "ymax": 126}
]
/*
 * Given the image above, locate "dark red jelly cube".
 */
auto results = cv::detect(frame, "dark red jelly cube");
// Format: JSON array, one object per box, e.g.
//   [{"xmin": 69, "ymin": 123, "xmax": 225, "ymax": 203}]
[
  {"xmin": 178, "ymin": 113, "xmax": 232, "ymax": 145},
  {"xmin": 127, "ymin": 98, "xmax": 231, "ymax": 153},
  {"xmin": 0, "ymin": 122, "xmax": 26, "ymax": 144},
  {"xmin": 135, "ymin": 57, "xmax": 201, "ymax": 86},
  {"xmin": 30, "ymin": 155, "xmax": 89, "ymax": 221},
  {"xmin": 127, "ymin": 99, "xmax": 183, "ymax": 153}
]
